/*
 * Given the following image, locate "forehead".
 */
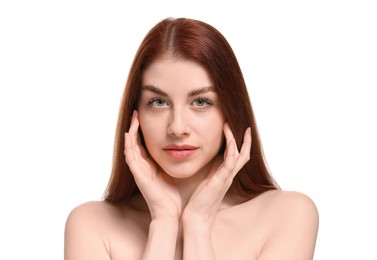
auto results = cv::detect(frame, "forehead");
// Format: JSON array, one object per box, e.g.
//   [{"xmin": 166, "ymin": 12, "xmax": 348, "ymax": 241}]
[{"xmin": 141, "ymin": 57, "xmax": 213, "ymax": 90}]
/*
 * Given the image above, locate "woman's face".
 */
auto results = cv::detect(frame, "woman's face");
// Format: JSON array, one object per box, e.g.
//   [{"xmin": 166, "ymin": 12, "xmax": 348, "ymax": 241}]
[{"xmin": 137, "ymin": 56, "xmax": 225, "ymax": 179}]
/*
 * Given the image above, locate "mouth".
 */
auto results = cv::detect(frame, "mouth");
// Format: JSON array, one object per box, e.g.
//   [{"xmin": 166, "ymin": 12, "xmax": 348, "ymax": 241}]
[{"xmin": 162, "ymin": 144, "xmax": 199, "ymax": 159}]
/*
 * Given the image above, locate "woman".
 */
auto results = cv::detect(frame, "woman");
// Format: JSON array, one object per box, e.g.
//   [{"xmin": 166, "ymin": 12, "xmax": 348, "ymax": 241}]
[{"xmin": 64, "ymin": 18, "xmax": 319, "ymax": 259}]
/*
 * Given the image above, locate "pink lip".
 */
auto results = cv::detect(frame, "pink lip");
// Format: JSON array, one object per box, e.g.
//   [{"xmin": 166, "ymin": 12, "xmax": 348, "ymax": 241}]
[{"xmin": 163, "ymin": 144, "xmax": 198, "ymax": 159}]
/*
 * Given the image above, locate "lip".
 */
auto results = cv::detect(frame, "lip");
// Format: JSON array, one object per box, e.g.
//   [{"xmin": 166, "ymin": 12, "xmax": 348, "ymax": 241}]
[{"xmin": 163, "ymin": 144, "xmax": 199, "ymax": 159}]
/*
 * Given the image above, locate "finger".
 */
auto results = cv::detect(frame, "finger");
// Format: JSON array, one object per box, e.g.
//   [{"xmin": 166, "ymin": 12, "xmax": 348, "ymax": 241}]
[
  {"xmin": 135, "ymin": 133, "xmax": 149, "ymax": 159},
  {"xmin": 125, "ymin": 132, "xmax": 149, "ymax": 185},
  {"xmin": 209, "ymin": 156, "xmax": 223, "ymax": 177},
  {"xmin": 222, "ymin": 123, "xmax": 237, "ymax": 171},
  {"xmin": 223, "ymin": 122, "xmax": 235, "ymax": 148},
  {"xmin": 128, "ymin": 110, "xmax": 140, "ymax": 136},
  {"xmin": 128, "ymin": 111, "xmax": 144, "ymax": 158},
  {"xmin": 125, "ymin": 130, "xmax": 144, "ymax": 169},
  {"xmin": 239, "ymin": 127, "xmax": 252, "ymax": 161},
  {"xmin": 129, "ymin": 111, "xmax": 148, "ymax": 158},
  {"xmin": 124, "ymin": 132, "xmax": 137, "ymax": 166},
  {"xmin": 208, "ymin": 123, "xmax": 237, "ymax": 188},
  {"xmin": 223, "ymin": 138, "xmax": 237, "ymax": 171},
  {"xmin": 233, "ymin": 127, "xmax": 252, "ymax": 174},
  {"xmin": 205, "ymin": 153, "xmax": 235, "ymax": 200}
]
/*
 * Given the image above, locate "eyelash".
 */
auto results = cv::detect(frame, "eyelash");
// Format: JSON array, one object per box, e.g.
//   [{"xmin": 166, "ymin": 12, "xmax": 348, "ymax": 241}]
[
  {"xmin": 148, "ymin": 98, "xmax": 168, "ymax": 108},
  {"xmin": 192, "ymin": 97, "xmax": 213, "ymax": 108},
  {"xmin": 146, "ymin": 97, "xmax": 213, "ymax": 110}
]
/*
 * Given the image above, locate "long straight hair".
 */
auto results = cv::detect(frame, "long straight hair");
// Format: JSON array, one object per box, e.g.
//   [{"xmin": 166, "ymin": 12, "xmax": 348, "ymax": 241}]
[{"xmin": 104, "ymin": 18, "xmax": 278, "ymax": 202}]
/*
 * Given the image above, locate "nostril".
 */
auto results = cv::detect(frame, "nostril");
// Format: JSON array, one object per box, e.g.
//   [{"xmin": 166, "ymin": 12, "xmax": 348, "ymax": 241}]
[
  {"xmin": 167, "ymin": 122, "xmax": 189, "ymax": 137},
  {"xmin": 167, "ymin": 110, "xmax": 191, "ymax": 137}
]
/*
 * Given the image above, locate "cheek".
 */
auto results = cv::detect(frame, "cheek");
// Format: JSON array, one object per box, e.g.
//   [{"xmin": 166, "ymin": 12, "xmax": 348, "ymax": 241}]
[
  {"xmin": 212, "ymin": 127, "xmax": 225, "ymax": 149},
  {"xmin": 200, "ymin": 115, "xmax": 224, "ymax": 149},
  {"xmin": 139, "ymin": 114, "xmax": 165, "ymax": 145}
]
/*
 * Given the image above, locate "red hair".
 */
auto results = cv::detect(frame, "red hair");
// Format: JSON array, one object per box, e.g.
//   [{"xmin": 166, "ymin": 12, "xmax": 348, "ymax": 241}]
[{"xmin": 104, "ymin": 18, "xmax": 278, "ymax": 202}]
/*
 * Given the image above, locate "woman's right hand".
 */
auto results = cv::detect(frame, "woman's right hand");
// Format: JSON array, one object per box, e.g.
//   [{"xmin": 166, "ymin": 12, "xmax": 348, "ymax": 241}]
[{"xmin": 124, "ymin": 111, "xmax": 181, "ymax": 221}]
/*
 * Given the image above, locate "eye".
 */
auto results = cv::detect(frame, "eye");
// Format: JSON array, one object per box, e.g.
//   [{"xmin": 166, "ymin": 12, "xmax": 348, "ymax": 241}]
[
  {"xmin": 148, "ymin": 98, "xmax": 168, "ymax": 108},
  {"xmin": 192, "ymin": 98, "xmax": 212, "ymax": 108}
]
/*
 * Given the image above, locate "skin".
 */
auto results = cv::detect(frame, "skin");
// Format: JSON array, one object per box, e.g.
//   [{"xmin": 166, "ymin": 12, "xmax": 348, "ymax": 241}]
[{"xmin": 64, "ymin": 57, "xmax": 319, "ymax": 260}]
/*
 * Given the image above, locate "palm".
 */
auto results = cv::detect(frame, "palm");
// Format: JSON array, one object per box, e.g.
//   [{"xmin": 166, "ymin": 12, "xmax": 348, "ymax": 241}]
[
  {"xmin": 124, "ymin": 112, "xmax": 181, "ymax": 219},
  {"xmin": 183, "ymin": 123, "xmax": 252, "ymax": 222}
]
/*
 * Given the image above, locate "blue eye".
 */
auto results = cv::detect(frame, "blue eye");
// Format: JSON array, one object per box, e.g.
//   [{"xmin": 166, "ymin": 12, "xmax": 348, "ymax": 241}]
[
  {"xmin": 193, "ymin": 98, "xmax": 212, "ymax": 107},
  {"xmin": 148, "ymin": 98, "xmax": 168, "ymax": 108}
]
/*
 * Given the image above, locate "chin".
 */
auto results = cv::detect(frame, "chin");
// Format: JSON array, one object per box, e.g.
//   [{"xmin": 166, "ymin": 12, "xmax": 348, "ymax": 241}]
[
  {"xmin": 161, "ymin": 166, "xmax": 198, "ymax": 179},
  {"xmin": 168, "ymin": 173, "xmax": 196, "ymax": 179},
  {"xmin": 160, "ymin": 159, "xmax": 215, "ymax": 180}
]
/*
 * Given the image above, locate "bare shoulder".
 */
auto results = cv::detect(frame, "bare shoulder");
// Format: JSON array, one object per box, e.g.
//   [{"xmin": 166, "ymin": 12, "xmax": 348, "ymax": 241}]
[
  {"xmin": 64, "ymin": 201, "xmax": 111, "ymax": 259},
  {"xmin": 252, "ymin": 190, "xmax": 319, "ymax": 233},
  {"xmin": 249, "ymin": 190, "xmax": 319, "ymax": 260},
  {"xmin": 64, "ymin": 201, "xmax": 122, "ymax": 260},
  {"xmin": 65, "ymin": 201, "xmax": 119, "ymax": 234},
  {"xmin": 65, "ymin": 198, "xmax": 149, "ymax": 259},
  {"xmin": 260, "ymin": 190, "xmax": 318, "ymax": 216},
  {"xmin": 66, "ymin": 200, "xmax": 117, "ymax": 223},
  {"xmin": 64, "ymin": 199, "xmax": 140, "ymax": 238}
]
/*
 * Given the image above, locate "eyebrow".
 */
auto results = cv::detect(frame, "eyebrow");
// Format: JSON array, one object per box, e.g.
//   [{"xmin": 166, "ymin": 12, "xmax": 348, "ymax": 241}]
[
  {"xmin": 141, "ymin": 85, "xmax": 216, "ymax": 97},
  {"xmin": 188, "ymin": 86, "xmax": 216, "ymax": 97},
  {"xmin": 141, "ymin": 85, "xmax": 168, "ymax": 96}
]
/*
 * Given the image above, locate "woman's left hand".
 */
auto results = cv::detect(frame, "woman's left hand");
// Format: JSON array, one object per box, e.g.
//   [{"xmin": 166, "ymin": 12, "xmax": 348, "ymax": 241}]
[{"xmin": 182, "ymin": 123, "xmax": 252, "ymax": 225}]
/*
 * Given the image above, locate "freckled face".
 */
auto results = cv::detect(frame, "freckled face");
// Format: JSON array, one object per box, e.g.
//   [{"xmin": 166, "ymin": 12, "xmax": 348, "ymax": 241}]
[{"xmin": 137, "ymin": 57, "xmax": 225, "ymax": 179}]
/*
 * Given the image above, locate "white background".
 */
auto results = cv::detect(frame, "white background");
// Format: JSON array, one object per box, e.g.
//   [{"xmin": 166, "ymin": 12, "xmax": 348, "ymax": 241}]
[{"xmin": 0, "ymin": 0, "xmax": 376, "ymax": 259}]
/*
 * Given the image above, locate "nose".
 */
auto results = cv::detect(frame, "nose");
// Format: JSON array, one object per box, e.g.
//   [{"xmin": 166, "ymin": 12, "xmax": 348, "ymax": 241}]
[{"xmin": 167, "ymin": 108, "xmax": 191, "ymax": 137}]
